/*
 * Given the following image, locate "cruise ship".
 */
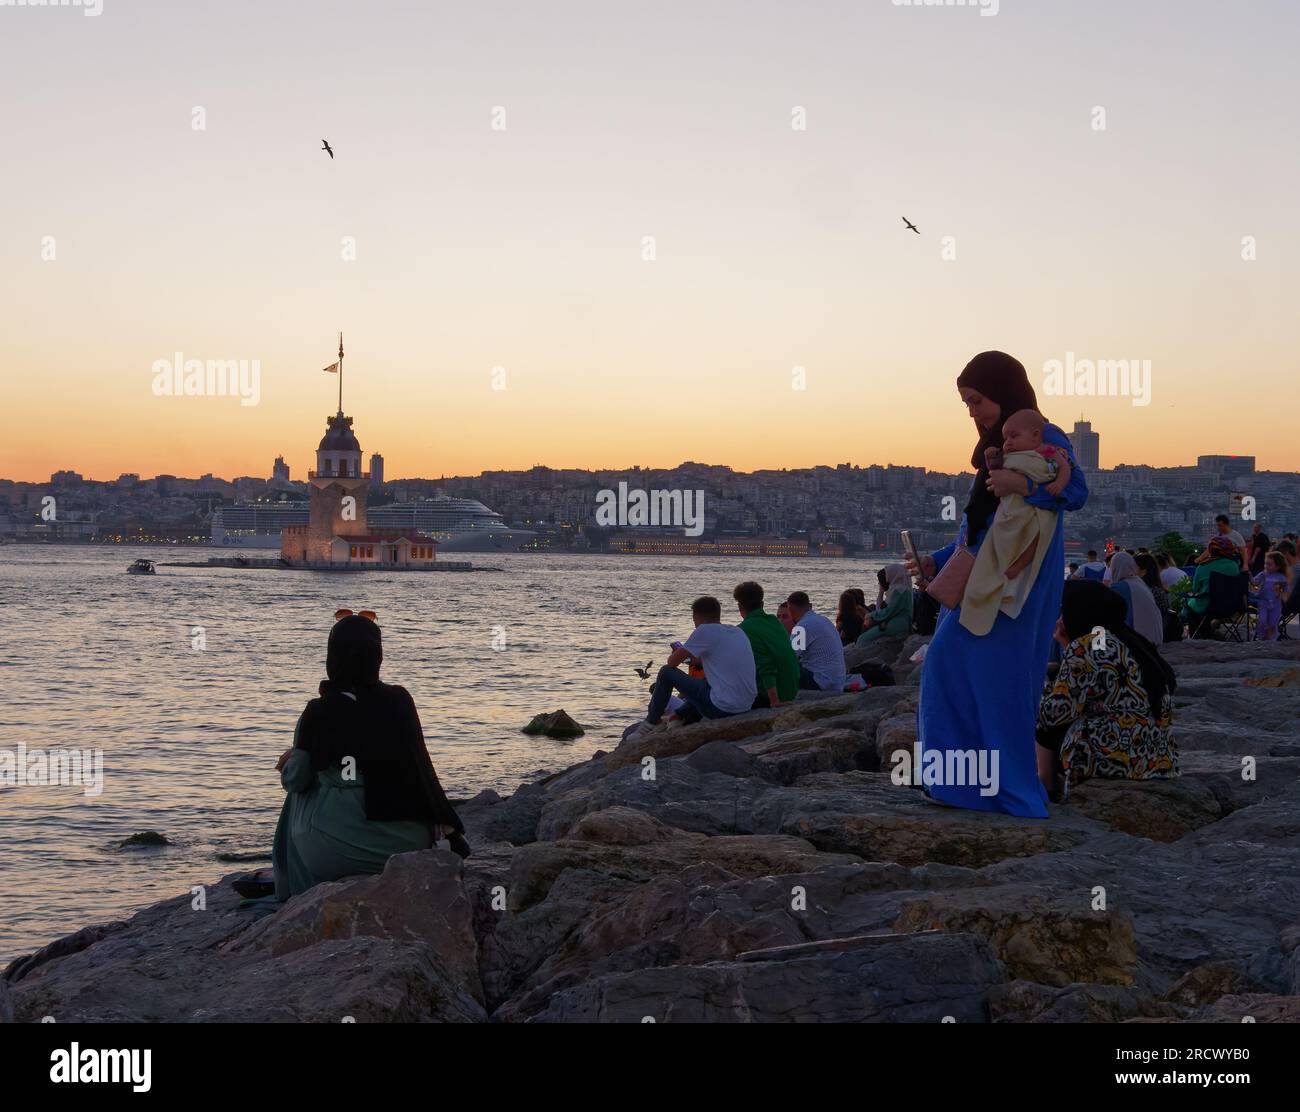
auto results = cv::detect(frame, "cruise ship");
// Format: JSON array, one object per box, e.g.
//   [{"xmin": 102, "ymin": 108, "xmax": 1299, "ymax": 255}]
[{"xmin": 210, "ymin": 496, "xmax": 534, "ymax": 553}]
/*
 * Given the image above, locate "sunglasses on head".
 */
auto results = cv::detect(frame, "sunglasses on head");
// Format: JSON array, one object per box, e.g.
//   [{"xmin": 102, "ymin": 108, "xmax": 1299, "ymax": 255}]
[{"xmin": 334, "ymin": 609, "xmax": 377, "ymax": 623}]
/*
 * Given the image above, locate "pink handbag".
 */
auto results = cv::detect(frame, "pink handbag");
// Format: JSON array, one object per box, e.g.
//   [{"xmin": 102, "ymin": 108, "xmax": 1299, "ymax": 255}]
[{"xmin": 925, "ymin": 546, "xmax": 975, "ymax": 610}]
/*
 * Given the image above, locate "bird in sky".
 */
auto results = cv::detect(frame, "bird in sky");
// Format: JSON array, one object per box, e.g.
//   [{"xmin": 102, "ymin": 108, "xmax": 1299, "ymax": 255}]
[
  {"xmin": 633, "ymin": 661, "xmax": 653, "ymax": 679},
  {"xmin": 321, "ymin": 139, "xmax": 334, "ymax": 159},
  {"xmin": 902, "ymin": 216, "xmax": 919, "ymax": 234}
]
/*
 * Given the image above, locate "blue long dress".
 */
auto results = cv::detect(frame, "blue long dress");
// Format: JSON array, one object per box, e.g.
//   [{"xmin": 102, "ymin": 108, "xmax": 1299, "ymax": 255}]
[{"xmin": 918, "ymin": 423, "xmax": 1088, "ymax": 817}]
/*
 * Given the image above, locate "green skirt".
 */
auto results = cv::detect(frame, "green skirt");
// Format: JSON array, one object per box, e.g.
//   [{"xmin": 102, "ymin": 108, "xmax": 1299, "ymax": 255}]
[{"xmin": 272, "ymin": 751, "xmax": 433, "ymax": 901}]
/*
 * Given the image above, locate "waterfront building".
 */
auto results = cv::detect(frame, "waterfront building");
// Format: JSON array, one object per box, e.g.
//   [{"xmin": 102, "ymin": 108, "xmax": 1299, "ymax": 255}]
[{"xmin": 279, "ymin": 341, "xmax": 437, "ymax": 568}]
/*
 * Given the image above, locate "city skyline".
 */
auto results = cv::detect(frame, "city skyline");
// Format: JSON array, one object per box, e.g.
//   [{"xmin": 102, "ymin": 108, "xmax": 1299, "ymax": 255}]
[
  {"xmin": 5, "ymin": 1, "xmax": 1298, "ymax": 482},
  {"xmin": 9, "ymin": 436, "xmax": 1280, "ymax": 489},
  {"xmin": 6, "ymin": 410, "xmax": 1271, "ymax": 488}
]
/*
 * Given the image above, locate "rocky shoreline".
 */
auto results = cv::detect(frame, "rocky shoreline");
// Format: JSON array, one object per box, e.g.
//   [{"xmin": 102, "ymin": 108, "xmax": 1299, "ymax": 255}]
[{"xmin": 5, "ymin": 636, "xmax": 1300, "ymax": 1023}]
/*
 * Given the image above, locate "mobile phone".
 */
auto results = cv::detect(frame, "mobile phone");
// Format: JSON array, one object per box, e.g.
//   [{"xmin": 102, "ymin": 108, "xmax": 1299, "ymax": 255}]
[{"xmin": 900, "ymin": 529, "xmax": 921, "ymax": 569}]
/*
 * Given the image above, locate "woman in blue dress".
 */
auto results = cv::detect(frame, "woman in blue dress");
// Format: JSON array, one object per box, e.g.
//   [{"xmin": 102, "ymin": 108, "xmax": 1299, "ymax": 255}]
[{"xmin": 906, "ymin": 352, "xmax": 1089, "ymax": 817}]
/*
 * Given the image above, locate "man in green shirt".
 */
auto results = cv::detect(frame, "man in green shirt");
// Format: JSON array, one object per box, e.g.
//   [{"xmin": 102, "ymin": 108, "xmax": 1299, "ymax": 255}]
[{"xmin": 733, "ymin": 581, "xmax": 800, "ymax": 708}]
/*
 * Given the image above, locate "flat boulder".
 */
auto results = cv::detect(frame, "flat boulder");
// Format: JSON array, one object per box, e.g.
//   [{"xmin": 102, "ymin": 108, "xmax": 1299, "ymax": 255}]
[
  {"xmin": 759, "ymin": 772, "xmax": 1096, "ymax": 869},
  {"xmin": 1063, "ymin": 778, "xmax": 1225, "ymax": 842}
]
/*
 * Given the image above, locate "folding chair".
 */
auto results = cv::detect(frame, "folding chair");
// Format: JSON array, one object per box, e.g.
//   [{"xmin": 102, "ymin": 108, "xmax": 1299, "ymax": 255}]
[
  {"xmin": 1279, "ymin": 583, "xmax": 1299, "ymax": 640},
  {"xmin": 1186, "ymin": 571, "xmax": 1251, "ymax": 641}
]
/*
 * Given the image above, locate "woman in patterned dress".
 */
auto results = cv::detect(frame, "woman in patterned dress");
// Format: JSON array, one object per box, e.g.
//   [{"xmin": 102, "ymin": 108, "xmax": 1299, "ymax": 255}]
[{"xmin": 1035, "ymin": 580, "xmax": 1178, "ymax": 801}]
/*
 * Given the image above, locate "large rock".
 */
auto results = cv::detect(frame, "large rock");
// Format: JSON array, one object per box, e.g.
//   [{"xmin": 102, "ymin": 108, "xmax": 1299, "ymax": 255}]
[
  {"xmin": 1189, "ymin": 994, "xmax": 1300, "ymax": 1023},
  {"xmin": 227, "ymin": 850, "xmax": 481, "ymax": 1007},
  {"xmin": 523, "ymin": 931, "xmax": 1003, "ymax": 1023},
  {"xmin": 9, "ymin": 852, "xmax": 485, "ymax": 1023},
  {"xmin": 737, "ymin": 725, "xmax": 875, "ymax": 783},
  {"xmin": 469, "ymin": 809, "xmax": 857, "ymax": 1011},
  {"xmin": 521, "ymin": 709, "xmax": 584, "ymax": 738},
  {"xmin": 894, "ymin": 889, "xmax": 1139, "ymax": 987},
  {"xmin": 843, "ymin": 636, "xmax": 905, "ymax": 673},
  {"xmin": 603, "ymin": 688, "xmax": 904, "ymax": 774},
  {"xmin": 1063, "ymin": 778, "xmax": 1225, "ymax": 842},
  {"xmin": 763, "ymin": 772, "xmax": 1098, "ymax": 868},
  {"xmin": 989, "ymin": 980, "xmax": 1177, "ymax": 1023},
  {"xmin": 459, "ymin": 780, "xmax": 548, "ymax": 846}
]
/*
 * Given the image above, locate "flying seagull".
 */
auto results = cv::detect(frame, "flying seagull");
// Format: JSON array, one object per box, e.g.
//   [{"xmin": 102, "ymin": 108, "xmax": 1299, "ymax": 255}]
[
  {"xmin": 633, "ymin": 661, "xmax": 653, "ymax": 679},
  {"xmin": 902, "ymin": 216, "xmax": 919, "ymax": 234},
  {"xmin": 321, "ymin": 139, "xmax": 334, "ymax": 159}
]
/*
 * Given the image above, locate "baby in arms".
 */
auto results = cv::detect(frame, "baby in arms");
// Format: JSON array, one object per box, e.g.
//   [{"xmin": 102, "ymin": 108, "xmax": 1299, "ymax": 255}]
[
  {"xmin": 986, "ymin": 408, "xmax": 1072, "ymax": 501},
  {"xmin": 984, "ymin": 408, "xmax": 1070, "ymax": 578},
  {"xmin": 959, "ymin": 409, "xmax": 1067, "ymax": 636}
]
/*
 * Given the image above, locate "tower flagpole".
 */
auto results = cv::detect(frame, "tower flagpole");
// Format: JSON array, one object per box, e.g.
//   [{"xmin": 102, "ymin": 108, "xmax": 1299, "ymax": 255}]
[{"xmin": 338, "ymin": 332, "xmax": 344, "ymax": 413}]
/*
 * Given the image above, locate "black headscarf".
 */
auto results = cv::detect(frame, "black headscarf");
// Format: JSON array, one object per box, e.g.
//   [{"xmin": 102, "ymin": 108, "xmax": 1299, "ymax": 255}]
[
  {"xmin": 1060, "ymin": 580, "xmax": 1176, "ymax": 718},
  {"xmin": 956, "ymin": 351, "xmax": 1042, "ymax": 546},
  {"xmin": 294, "ymin": 617, "xmax": 463, "ymax": 833},
  {"xmin": 325, "ymin": 614, "xmax": 383, "ymax": 688}
]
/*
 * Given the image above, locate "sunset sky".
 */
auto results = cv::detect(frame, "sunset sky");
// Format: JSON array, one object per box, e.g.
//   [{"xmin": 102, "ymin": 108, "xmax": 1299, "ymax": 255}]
[{"xmin": 3, "ymin": 0, "xmax": 1297, "ymax": 483}]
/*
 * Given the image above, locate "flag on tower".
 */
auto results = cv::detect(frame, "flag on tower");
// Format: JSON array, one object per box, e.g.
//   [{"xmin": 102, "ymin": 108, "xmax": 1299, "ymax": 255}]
[{"xmin": 324, "ymin": 336, "xmax": 343, "ymax": 373}]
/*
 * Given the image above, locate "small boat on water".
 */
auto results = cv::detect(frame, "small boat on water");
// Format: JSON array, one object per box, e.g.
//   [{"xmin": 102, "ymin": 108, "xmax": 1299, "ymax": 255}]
[{"xmin": 126, "ymin": 559, "xmax": 156, "ymax": 575}]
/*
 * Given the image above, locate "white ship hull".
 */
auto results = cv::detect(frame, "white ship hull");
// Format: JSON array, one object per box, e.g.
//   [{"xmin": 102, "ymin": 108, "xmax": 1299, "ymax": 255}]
[
  {"xmin": 210, "ymin": 494, "xmax": 533, "ymax": 553},
  {"xmin": 211, "ymin": 528, "xmax": 533, "ymax": 552}
]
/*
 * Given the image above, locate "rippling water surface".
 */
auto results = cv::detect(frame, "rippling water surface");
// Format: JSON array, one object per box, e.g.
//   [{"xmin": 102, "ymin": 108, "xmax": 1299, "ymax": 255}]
[{"xmin": 0, "ymin": 544, "xmax": 886, "ymax": 960}]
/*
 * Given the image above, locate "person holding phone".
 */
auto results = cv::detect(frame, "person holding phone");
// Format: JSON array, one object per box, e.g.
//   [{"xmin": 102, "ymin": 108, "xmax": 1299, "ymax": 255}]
[{"xmin": 904, "ymin": 351, "xmax": 1089, "ymax": 816}]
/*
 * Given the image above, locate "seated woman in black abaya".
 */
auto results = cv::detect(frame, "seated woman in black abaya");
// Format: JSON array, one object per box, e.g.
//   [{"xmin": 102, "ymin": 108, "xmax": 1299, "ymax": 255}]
[{"xmin": 257, "ymin": 612, "xmax": 468, "ymax": 901}]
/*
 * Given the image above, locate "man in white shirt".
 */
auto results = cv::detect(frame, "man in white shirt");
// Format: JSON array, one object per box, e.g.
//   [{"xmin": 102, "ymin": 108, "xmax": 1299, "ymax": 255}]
[
  {"xmin": 629, "ymin": 595, "xmax": 757, "ymax": 738},
  {"xmin": 786, "ymin": 592, "xmax": 847, "ymax": 692},
  {"xmin": 1214, "ymin": 515, "xmax": 1246, "ymax": 562},
  {"xmin": 1074, "ymin": 550, "xmax": 1108, "ymax": 580},
  {"xmin": 1195, "ymin": 515, "xmax": 1246, "ymax": 568}
]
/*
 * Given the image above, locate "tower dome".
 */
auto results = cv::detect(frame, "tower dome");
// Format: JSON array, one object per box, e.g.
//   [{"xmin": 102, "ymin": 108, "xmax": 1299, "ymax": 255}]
[
  {"xmin": 315, "ymin": 413, "xmax": 364, "ymax": 479},
  {"xmin": 318, "ymin": 414, "xmax": 361, "ymax": 453}
]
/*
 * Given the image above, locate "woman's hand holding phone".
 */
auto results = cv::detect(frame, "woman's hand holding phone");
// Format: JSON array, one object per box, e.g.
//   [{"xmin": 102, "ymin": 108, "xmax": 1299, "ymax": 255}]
[{"xmin": 906, "ymin": 554, "xmax": 936, "ymax": 585}]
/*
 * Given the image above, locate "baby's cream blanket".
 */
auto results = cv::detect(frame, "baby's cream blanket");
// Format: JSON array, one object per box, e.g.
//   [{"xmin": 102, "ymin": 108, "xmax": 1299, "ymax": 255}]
[{"xmin": 959, "ymin": 450, "xmax": 1058, "ymax": 636}]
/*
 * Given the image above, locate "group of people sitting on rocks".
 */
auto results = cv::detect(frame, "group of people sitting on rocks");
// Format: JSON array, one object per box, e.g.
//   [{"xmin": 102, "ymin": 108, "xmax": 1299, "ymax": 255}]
[
  {"xmin": 1065, "ymin": 522, "xmax": 1298, "ymax": 644},
  {"xmin": 831, "ymin": 565, "xmax": 920, "ymax": 647},
  {"xmin": 628, "ymin": 580, "xmax": 852, "ymax": 741}
]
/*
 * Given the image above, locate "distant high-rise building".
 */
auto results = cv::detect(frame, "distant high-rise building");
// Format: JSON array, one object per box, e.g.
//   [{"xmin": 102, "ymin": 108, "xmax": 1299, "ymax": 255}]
[
  {"xmin": 272, "ymin": 455, "xmax": 290, "ymax": 485},
  {"xmin": 1071, "ymin": 420, "xmax": 1100, "ymax": 472},
  {"xmin": 370, "ymin": 452, "xmax": 385, "ymax": 486}
]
